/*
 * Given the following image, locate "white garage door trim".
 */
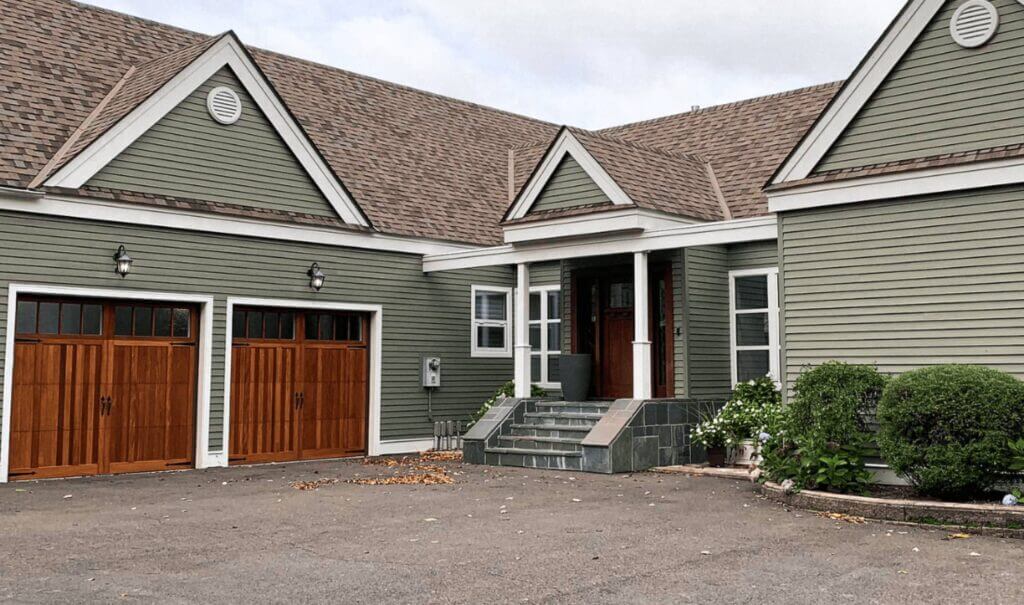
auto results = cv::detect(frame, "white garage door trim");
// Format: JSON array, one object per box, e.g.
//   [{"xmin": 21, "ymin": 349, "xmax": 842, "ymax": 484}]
[
  {"xmin": 223, "ymin": 297, "xmax": 385, "ymax": 462},
  {"xmin": 1, "ymin": 283, "xmax": 216, "ymax": 483}
]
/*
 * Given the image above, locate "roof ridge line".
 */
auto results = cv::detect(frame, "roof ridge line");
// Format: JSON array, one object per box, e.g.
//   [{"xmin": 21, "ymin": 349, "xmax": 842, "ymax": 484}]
[
  {"xmin": 64, "ymin": 0, "xmax": 209, "ymax": 39},
  {"xmin": 28, "ymin": 64, "xmax": 137, "ymax": 188},
  {"xmin": 251, "ymin": 46, "xmax": 557, "ymax": 129},
  {"xmin": 598, "ymin": 80, "xmax": 845, "ymax": 134}
]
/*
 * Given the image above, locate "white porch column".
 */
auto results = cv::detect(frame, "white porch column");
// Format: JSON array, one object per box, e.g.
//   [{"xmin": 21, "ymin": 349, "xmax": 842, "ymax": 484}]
[
  {"xmin": 514, "ymin": 262, "xmax": 532, "ymax": 398},
  {"xmin": 632, "ymin": 251, "xmax": 652, "ymax": 399}
]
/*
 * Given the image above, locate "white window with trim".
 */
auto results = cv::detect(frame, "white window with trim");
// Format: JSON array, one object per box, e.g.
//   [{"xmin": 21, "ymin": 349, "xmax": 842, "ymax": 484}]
[
  {"xmin": 729, "ymin": 268, "xmax": 780, "ymax": 385},
  {"xmin": 471, "ymin": 285, "xmax": 512, "ymax": 357},
  {"xmin": 529, "ymin": 285, "xmax": 562, "ymax": 388}
]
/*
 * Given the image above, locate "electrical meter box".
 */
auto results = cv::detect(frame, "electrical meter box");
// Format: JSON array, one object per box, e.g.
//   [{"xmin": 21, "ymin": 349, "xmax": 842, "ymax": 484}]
[{"xmin": 422, "ymin": 357, "xmax": 441, "ymax": 388}]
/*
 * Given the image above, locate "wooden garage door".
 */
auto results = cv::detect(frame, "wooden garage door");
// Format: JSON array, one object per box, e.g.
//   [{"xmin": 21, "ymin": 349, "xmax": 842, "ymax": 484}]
[
  {"xmin": 229, "ymin": 309, "xmax": 368, "ymax": 464},
  {"xmin": 9, "ymin": 299, "xmax": 198, "ymax": 480}
]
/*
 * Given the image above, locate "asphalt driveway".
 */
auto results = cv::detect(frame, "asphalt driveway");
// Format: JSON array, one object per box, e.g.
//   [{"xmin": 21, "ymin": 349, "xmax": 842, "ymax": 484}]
[{"xmin": 1, "ymin": 456, "xmax": 1022, "ymax": 604}]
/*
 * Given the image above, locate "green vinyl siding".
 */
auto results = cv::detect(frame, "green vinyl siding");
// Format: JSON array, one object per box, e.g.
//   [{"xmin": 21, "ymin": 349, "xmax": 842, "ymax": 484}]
[
  {"xmin": 680, "ymin": 241, "xmax": 779, "ymax": 399},
  {"xmin": 683, "ymin": 246, "xmax": 731, "ymax": 399},
  {"xmin": 728, "ymin": 240, "xmax": 778, "ymax": 271},
  {"xmin": 0, "ymin": 211, "xmax": 513, "ymax": 450},
  {"xmin": 816, "ymin": 0, "xmax": 1024, "ymax": 173},
  {"xmin": 530, "ymin": 261, "xmax": 562, "ymax": 286},
  {"xmin": 779, "ymin": 184, "xmax": 1024, "ymax": 392},
  {"xmin": 528, "ymin": 155, "xmax": 610, "ymax": 214},
  {"xmin": 88, "ymin": 67, "xmax": 339, "ymax": 218}
]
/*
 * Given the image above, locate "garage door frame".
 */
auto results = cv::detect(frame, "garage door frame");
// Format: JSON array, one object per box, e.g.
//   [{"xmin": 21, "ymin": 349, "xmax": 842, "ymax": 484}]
[
  {"xmin": 223, "ymin": 297, "xmax": 383, "ymax": 463},
  {"xmin": 1, "ymin": 283, "xmax": 216, "ymax": 483}
]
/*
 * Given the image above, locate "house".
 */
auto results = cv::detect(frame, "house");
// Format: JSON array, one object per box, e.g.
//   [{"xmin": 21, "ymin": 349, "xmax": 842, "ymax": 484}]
[{"xmin": 0, "ymin": 0, "xmax": 1018, "ymax": 481}]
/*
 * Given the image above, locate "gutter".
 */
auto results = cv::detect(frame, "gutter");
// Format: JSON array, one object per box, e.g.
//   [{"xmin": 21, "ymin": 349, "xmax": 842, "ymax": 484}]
[{"xmin": 0, "ymin": 186, "xmax": 44, "ymax": 200}]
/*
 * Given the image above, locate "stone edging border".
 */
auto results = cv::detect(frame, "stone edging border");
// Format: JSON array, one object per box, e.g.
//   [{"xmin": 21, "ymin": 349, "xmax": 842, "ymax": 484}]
[{"xmin": 760, "ymin": 481, "xmax": 1024, "ymax": 539}]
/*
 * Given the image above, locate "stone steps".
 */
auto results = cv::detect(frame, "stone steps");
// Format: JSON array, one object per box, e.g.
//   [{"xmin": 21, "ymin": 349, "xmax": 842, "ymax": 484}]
[
  {"xmin": 507, "ymin": 423, "xmax": 592, "ymax": 437},
  {"xmin": 482, "ymin": 401, "xmax": 608, "ymax": 470},
  {"xmin": 496, "ymin": 434, "xmax": 583, "ymax": 452},
  {"xmin": 484, "ymin": 446, "xmax": 583, "ymax": 458}
]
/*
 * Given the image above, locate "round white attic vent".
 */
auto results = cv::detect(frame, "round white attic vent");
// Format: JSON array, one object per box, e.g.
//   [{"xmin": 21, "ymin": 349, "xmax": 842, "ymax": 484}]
[
  {"xmin": 950, "ymin": 0, "xmax": 999, "ymax": 48},
  {"xmin": 206, "ymin": 86, "xmax": 242, "ymax": 124}
]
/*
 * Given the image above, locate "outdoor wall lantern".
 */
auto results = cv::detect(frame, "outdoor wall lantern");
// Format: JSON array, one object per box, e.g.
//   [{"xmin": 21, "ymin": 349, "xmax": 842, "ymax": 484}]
[
  {"xmin": 307, "ymin": 262, "xmax": 326, "ymax": 291},
  {"xmin": 113, "ymin": 245, "xmax": 133, "ymax": 278}
]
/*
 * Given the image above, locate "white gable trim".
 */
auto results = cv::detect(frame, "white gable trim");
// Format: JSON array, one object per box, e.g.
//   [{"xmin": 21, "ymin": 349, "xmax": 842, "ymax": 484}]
[
  {"xmin": 768, "ymin": 156, "xmax": 1024, "ymax": 212},
  {"xmin": 772, "ymin": 0, "xmax": 945, "ymax": 184},
  {"xmin": 503, "ymin": 207, "xmax": 698, "ymax": 244},
  {"xmin": 505, "ymin": 130, "xmax": 633, "ymax": 221},
  {"xmin": 44, "ymin": 34, "xmax": 370, "ymax": 227}
]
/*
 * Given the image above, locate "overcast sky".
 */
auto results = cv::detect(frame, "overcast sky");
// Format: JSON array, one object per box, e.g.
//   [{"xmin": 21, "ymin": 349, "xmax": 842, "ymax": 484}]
[{"xmin": 87, "ymin": 0, "xmax": 903, "ymax": 129}]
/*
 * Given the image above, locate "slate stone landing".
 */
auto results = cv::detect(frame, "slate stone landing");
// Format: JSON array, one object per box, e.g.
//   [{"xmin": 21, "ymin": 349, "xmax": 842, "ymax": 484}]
[{"xmin": 462, "ymin": 397, "xmax": 724, "ymax": 474}]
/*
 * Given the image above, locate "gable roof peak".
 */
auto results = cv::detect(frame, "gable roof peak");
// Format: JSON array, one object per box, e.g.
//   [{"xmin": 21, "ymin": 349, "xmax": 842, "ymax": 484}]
[{"xmin": 36, "ymin": 29, "xmax": 372, "ymax": 227}]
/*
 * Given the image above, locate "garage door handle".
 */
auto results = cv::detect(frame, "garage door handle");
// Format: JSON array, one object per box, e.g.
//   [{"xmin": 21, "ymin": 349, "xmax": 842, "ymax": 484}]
[{"xmin": 294, "ymin": 392, "xmax": 305, "ymax": 408}]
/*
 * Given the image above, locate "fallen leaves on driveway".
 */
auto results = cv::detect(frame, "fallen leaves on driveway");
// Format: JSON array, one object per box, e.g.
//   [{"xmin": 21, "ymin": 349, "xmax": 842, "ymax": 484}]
[
  {"xmin": 944, "ymin": 533, "xmax": 972, "ymax": 540},
  {"xmin": 290, "ymin": 478, "xmax": 339, "ymax": 491},
  {"xmin": 418, "ymin": 450, "xmax": 463, "ymax": 462},
  {"xmin": 349, "ymin": 471, "xmax": 453, "ymax": 486},
  {"xmin": 351, "ymin": 455, "xmax": 458, "ymax": 486},
  {"xmin": 816, "ymin": 511, "xmax": 866, "ymax": 524}
]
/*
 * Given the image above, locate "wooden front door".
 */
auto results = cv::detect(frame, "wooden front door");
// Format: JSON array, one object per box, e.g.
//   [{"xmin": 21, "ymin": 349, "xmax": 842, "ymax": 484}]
[
  {"xmin": 9, "ymin": 298, "xmax": 198, "ymax": 480},
  {"xmin": 229, "ymin": 309, "xmax": 369, "ymax": 465},
  {"xmin": 599, "ymin": 280, "xmax": 635, "ymax": 398},
  {"xmin": 575, "ymin": 265, "xmax": 674, "ymax": 399}
]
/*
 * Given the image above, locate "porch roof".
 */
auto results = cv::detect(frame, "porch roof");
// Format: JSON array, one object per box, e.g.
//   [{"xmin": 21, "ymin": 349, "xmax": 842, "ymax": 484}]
[{"xmin": 422, "ymin": 215, "xmax": 776, "ymax": 272}]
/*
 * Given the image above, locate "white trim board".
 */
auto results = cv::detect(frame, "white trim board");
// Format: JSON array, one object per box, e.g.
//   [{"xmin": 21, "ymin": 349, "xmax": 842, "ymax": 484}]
[
  {"xmin": 376, "ymin": 438, "xmax": 434, "ymax": 456},
  {"xmin": 772, "ymin": 0, "xmax": 945, "ymax": 184},
  {"xmin": 503, "ymin": 207, "xmax": 698, "ymax": 244},
  {"xmin": 727, "ymin": 268, "xmax": 780, "ymax": 388},
  {"xmin": 528, "ymin": 284, "xmax": 563, "ymax": 390},
  {"xmin": 505, "ymin": 129, "xmax": 633, "ymax": 221},
  {"xmin": 0, "ymin": 192, "xmax": 470, "ymax": 256},
  {"xmin": 425, "ymin": 216, "xmax": 778, "ymax": 272},
  {"xmin": 43, "ymin": 34, "xmax": 370, "ymax": 228},
  {"xmin": 223, "ymin": 297, "xmax": 386, "ymax": 458},
  {"xmin": 470, "ymin": 285, "xmax": 513, "ymax": 358},
  {"xmin": 767, "ymin": 157, "xmax": 1024, "ymax": 212},
  {"xmin": 0, "ymin": 284, "xmax": 216, "ymax": 483}
]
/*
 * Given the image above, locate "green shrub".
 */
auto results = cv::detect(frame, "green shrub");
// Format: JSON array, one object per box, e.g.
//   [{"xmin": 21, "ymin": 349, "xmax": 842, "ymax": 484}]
[
  {"xmin": 468, "ymin": 381, "xmax": 546, "ymax": 425},
  {"xmin": 759, "ymin": 434, "xmax": 872, "ymax": 494},
  {"xmin": 877, "ymin": 365, "xmax": 1024, "ymax": 500},
  {"xmin": 1010, "ymin": 438, "xmax": 1024, "ymax": 474},
  {"xmin": 788, "ymin": 361, "xmax": 888, "ymax": 443},
  {"xmin": 757, "ymin": 362, "xmax": 882, "ymax": 495}
]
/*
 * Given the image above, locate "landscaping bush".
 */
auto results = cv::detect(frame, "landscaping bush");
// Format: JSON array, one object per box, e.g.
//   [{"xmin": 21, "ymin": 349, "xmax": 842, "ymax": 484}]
[
  {"xmin": 876, "ymin": 365, "xmax": 1024, "ymax": 500},
  {"xmin": 788, "ymin": 361, "xmax": 888, "ymax": 443},
  {"xmin": 468, "ymin": 381, "xmax": 546, "ymax": 426},
  {"xmin": 757, "ymin": 362, "xmax": 883, "ymax": 495},
  {"xmin": 758, "ymin": 433, "xmax": 873, "ymax": 494},
  {"xmin": 692, "ymin": 376, "xmax": 782, "ymax": 449}
]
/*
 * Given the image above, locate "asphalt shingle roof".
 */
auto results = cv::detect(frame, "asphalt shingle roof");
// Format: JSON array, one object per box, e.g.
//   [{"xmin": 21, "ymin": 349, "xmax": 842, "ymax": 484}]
[{"xmin": 2, "ymin": 0, "xmax": 842, "ymax": 246}]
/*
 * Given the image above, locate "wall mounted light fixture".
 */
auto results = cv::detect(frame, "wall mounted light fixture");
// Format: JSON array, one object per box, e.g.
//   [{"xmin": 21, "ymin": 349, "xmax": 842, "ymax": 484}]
[
  {"xmin": 308, "ymin": 262, "xmax": 326, "ymax": 291},
  {"xmin": 113, "ymin": 245, "xmax": 133, "ymax": 278}
]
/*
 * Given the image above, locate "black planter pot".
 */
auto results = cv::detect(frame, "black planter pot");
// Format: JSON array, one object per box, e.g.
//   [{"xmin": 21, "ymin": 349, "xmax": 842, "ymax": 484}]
[
  {"xmin": 706, "ymin": 446, "xmax": 728, "ymax": 468},
  {"xmin": 559, "ymin": 354, "xmax": 592, "ymax": 401}
]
